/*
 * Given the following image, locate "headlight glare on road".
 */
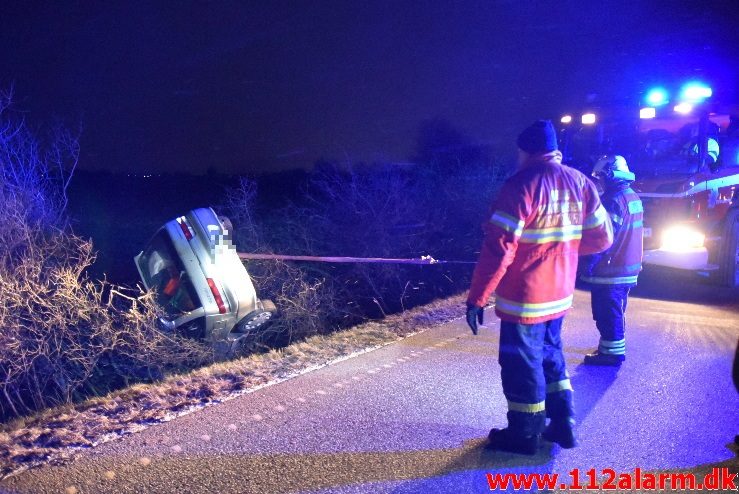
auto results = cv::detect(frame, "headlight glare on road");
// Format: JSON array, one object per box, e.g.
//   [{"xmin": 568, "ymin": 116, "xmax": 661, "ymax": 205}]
[{"xmin": 661, "ymin": 225, "xmax": 705, "ymax": 252}]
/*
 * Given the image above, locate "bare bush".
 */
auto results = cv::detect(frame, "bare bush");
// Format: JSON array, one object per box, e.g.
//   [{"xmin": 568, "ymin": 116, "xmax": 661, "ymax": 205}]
[
  {"xmin": 221, "ymin": 155, "xmax": 510, "ymax": 340},
  {"xmin": 237, "ymin": 260, "xmax": 336, "ymax": 348},
  {"xmin": 221, "ymin": 177, "xmax": 262, "ymax": 251},
  {"xmin": 300, "ymin": 164, "xmax": 430, "ymax": 312},
  {"xmin": 295, "ymin": 161, "xmax": 510, "ymax": 314},
  {"xmin": 0, "ymin": 93, "xmax": 211, "ymax": 421},
  {"xmin": 0, "ymin": 233, "xmax": 210, "ymax": 419},
  {"xmin": 221, "ymin": 179, "xmax": 344, "ymax": 348}
]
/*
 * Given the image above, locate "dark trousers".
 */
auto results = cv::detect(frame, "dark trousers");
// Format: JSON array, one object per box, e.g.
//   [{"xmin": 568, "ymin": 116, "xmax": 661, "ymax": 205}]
[
  {"xmin": 590, "ymin": 284, "xmax": 631, "ymax": 355},
  {"xmin": 499, "ymin": 316, "xmax": 574, "ymax": 436}
]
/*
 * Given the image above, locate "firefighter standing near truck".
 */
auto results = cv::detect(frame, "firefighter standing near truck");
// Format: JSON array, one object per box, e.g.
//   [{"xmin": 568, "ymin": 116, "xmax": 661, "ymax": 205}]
[
  {"xmin": 466, "ymin": 120, "xmax": 613, "ymax": 455},
  {"xmin": 580, "ymin": 155, "xmax": 644, "ymax": 366}
]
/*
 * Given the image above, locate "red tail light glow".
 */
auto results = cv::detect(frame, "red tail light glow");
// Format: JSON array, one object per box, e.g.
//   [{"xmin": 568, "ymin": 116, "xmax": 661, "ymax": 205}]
[
  {"xmin": 206, "ymin": 278, "xmax": 227, "ymax": 314},
  {"xmin": 178, "ymin": 217, "xmax": 193, "ymax": 240},
  {"xmin": 689, "ymin": 199, "xmax": 701, "ymax": 219}
]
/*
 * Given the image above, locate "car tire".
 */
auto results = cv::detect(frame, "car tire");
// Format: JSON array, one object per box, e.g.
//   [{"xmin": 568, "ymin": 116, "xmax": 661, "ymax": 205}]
[{"xmin": 232, "ymin": 300, "xmax": 277, "ymax": 335}]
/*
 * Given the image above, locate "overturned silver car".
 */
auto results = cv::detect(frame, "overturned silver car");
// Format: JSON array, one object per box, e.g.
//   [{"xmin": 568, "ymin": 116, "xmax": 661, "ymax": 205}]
[{"xmin": 134, "ymin": 207, "xmax": 276, "ymax": 354}]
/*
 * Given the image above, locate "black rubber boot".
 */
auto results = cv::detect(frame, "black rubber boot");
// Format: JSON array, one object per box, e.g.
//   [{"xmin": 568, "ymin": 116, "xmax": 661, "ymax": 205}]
[
  {"xmin": 486, "ymin": 427, "xmax": 540, "ymax": 455},
  {"xmin": 583, "ymin": 351, "xmax": 625, "ymax": 366},
  {"xmin": 543, "ymin": 418, "xmax": 578, "ymax": 448},
  {"xmin": 487, "ymin": 410, "xmax": 545, "ymax": 454}
]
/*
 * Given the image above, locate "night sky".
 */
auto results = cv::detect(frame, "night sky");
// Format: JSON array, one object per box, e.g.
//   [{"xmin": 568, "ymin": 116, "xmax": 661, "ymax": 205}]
[{"xmin": 2, "ymin": 1, "xmax": 738, "ymax": 175}]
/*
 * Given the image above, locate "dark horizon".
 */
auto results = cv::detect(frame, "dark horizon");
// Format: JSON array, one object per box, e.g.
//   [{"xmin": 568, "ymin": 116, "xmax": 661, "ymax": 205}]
[{"xmin": 3, "ymin": 1, "xmax": 738, "ymax": 175}]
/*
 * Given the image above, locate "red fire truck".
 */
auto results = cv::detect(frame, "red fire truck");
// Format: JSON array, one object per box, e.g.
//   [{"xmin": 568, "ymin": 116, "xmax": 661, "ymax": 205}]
[{"xmin": 557, "ymin": 83, "xmax": 739, "ymax": 287}]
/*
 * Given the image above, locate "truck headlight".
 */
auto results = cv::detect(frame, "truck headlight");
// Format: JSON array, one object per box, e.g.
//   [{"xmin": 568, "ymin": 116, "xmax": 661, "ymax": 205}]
[{"xmin": 661, "ymin": 225, "xmax": 705, "ymax": 252}]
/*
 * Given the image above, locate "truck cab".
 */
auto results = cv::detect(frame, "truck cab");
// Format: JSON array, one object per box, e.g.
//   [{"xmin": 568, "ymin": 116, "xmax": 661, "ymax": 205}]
[{"xmin": 557, "ymin": 86, "xmax": 739, "ymax": 286}]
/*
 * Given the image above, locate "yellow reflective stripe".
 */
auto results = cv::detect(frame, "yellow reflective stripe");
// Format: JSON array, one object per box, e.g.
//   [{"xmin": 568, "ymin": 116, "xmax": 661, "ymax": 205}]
[
  {"xmin": 581, "ymin": 275, "xmax": 639, "ymax": 284},
  {"xmin": 599, "ymin": 338, "xmax": 626, "ymax": 355},
  {"xmin": 519, "ymin": 224, "xmax": 583, "ymax": 243},
  {"xmin": 490, "ymin": 210, "xmax": 524, "ymax": 236},
  {"xmin": 583, "ymin": 204, "xmax": 608, "ymax": 229},
  {"xmin": 546, "ymin": 379, "xmax": 573, "ymax": 393},
  {"xmin": 522, "ymin": 225, "xmax": 583, "ymax": 235},
  {"xmin": 599, "ymin": 338, "xmax": 625, "ymax": 348},
  {"xmin": 508, "ymin": 400, "xmax": 546, "ymax": 413},
  {"xmin": 495, "ymin": 295, "xmax": 573, "ymax": 318},
  {"xmin": 519, "ymin": 232, "xmax": 582, "ymax": 243},
  {"xmin": 627, "ymin": 200, "xmax": 643, "ymax": 214}
]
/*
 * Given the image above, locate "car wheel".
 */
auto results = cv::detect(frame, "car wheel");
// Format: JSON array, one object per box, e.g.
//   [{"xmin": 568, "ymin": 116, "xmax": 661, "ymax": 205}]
[
  {"xmin": 234, "ymin": 310, "xmax": 274, "ymax": 334},
  {"xmin": 231, "ymin": 300, "xmax": 277, "ymax": 336}
]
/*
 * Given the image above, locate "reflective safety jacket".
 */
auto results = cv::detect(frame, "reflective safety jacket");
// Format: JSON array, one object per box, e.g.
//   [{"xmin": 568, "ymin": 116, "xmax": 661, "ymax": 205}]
[
  {"xmin": 467, "ymin": 153, "xmax": 613, "ymax": 324},
  {"xmin": 581, "ymin": 185, "xmax": 643, "ymax": 285}
]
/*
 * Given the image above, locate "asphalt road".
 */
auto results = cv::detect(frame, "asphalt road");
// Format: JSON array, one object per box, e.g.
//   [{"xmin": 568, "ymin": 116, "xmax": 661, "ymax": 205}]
[{"xmin": 2, "ymin": 268, "xmax": 738, "ymax": 493}]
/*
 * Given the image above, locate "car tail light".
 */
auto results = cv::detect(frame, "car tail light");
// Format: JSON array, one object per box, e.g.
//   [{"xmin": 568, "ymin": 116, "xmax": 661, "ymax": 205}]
[
  {"xmin": 206, "ymin": 278, "xmax": 227, "ymax": 314},
  {"xmin": 177, "ymin": 217, "xmax": 193, "ymax": 240}
]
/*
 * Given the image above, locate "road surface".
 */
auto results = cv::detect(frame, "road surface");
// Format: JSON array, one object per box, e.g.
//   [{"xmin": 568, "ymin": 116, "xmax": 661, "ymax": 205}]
[{"xmin": 2, "ymin": 268, "xmax": 738, "ymax": 493}]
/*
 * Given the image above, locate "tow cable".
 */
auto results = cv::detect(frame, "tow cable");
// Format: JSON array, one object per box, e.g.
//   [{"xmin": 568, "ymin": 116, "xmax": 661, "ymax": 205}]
[{"xmin": 237, "ymin": 253, "xmax": 476, "ymax": 265}]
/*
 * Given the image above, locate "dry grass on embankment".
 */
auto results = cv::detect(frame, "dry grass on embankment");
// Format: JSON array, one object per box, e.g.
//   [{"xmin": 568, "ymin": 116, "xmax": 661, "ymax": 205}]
[{"xmin": 0, "ymin": 295, "xmax": 465, "ymax": 479}]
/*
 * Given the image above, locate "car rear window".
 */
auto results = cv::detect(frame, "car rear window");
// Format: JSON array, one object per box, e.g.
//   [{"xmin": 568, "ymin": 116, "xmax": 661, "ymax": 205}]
[{"xmin": 139, "ymin": 230, "xmax": 201, "ymax": 317}]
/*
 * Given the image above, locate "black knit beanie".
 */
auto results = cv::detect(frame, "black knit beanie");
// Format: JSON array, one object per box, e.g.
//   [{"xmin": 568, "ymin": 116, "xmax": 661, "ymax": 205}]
[{"xmin": 517, "ymin": 120, "xmax": 558, "ymax": 153}]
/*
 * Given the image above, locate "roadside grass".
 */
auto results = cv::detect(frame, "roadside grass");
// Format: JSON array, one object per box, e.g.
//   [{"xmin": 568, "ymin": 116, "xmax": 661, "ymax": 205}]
[{"xmin": 0, "ymin": 294, "xmax": 465, "ymax": 479}]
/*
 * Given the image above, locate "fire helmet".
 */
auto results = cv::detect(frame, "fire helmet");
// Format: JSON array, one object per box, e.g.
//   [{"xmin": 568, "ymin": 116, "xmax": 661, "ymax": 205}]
[{"xmin": 592, "ymin": 155, "xmax": 635, "ymax": 183}]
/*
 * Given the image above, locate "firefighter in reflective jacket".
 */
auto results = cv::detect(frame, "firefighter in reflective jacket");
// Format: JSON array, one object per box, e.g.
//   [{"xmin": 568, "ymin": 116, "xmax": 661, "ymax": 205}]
[
  {"xmin": 466, "ymin": 120, "xmax": 613, "ymax": 455},
  {"xmin": 580, "ymin": 155, "xmax": 643, "ymax": 366}
]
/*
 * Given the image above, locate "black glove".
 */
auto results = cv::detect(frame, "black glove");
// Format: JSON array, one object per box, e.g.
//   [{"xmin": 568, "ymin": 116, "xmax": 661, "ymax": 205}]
[{"xmin": 466, "ymin": 304, "xmax": 484, "ymax": 335}]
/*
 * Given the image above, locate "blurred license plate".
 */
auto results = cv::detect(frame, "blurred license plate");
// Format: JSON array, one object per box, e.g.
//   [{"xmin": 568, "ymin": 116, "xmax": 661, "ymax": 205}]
[{"xmin": 643, "ymin": 227, "xmax": 652, "ymax": 238}]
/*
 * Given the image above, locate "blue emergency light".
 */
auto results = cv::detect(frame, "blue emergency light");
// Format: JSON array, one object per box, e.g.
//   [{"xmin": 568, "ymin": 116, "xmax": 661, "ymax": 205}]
[
  {"xmin": 680, "ymin": 82, "xmax": 712, "ymax": 103},
  {"xmin": 645, "ymin": 87, "xmax": 669, "ymax": 106}
]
